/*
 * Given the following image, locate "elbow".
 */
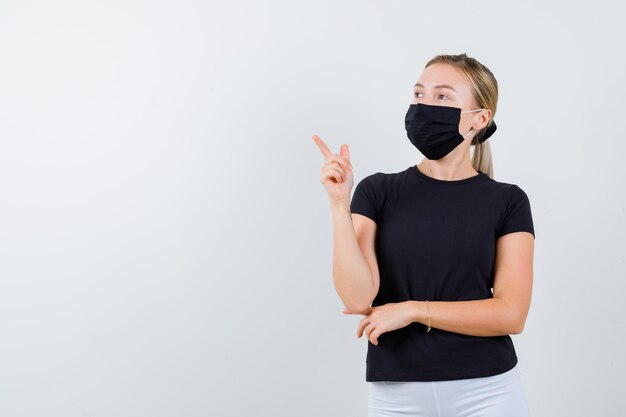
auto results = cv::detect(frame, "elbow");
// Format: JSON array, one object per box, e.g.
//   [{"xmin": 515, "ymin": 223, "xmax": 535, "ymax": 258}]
[
  {"xmin": 497, "ymin": 298, "xmax": 527, "ymax": 335},
  {"xmin": 343, "ymin": 301, "xmax": 372, "ymax": 315},
  {"xmin": 510, "ymin": 324, "xmax": 524, "ymax": 335},
  {"xmin": 339, "ymin": 280, "xmax": 377, "ymax": 314},
  {"xmin": 509, "ymin": 316, "xmax": 527, "ymax": 335},
  {"xmin": 343, "ymin": 292, "xmax": 376, "ymax": 314}
]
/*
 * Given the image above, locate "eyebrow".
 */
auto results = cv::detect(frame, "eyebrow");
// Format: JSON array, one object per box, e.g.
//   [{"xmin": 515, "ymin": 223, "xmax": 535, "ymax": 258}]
[{"xmin": 414, "ymin": 82, "xmax": 457, "ymax": 92}]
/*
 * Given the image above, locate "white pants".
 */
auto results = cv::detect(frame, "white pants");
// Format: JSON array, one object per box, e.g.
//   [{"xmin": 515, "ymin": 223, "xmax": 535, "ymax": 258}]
[{"xmin": 368, "ymin": 365, "xmax": 530, "ymax": 417}]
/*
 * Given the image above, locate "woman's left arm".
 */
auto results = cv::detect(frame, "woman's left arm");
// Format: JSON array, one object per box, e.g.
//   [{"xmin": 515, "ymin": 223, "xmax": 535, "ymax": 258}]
[{"xmin": 408, "ymin": 231, "xmax": 534, "ymax": 337}]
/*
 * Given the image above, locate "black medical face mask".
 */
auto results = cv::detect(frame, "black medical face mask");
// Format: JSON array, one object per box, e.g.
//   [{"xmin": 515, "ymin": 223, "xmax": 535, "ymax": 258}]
[{"xmin": 404, "ymin": 103, "xmax": 497, "ymax": 160}]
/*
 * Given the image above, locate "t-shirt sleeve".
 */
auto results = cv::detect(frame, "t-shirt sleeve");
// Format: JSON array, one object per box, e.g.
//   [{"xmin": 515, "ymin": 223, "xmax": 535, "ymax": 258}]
[
  {"xmin": 496, "ymin": 184, "xmax": 535, "ymax": 239},
  {"xmin": 350, "ymin": 173, "xmax": 383, "ymax": 224}
]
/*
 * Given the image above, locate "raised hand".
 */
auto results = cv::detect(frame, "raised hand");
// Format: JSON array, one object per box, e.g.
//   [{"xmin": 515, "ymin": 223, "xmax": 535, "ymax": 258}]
[{"xmin": 312, "ymin": 134, "xmax": 354, "ymax": 204}]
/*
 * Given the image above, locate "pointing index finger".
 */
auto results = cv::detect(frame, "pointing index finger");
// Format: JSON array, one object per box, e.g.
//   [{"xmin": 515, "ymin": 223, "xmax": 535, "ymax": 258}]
[{"xmin": 312, "ymin": 134, "xmax": 333, "ymax": 159}]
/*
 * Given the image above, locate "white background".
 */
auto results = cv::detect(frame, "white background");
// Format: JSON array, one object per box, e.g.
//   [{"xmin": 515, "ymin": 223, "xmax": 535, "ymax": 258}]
[{"xmin": 0, "ymin": 1, "xmax": 624, "ymax": 416}]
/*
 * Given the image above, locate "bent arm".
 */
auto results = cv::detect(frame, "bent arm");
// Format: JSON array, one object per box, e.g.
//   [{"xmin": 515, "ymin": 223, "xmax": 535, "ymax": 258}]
[
  {"xmin": 408, "ymin": 231, "xmax": 534, "ymax": 337},
  {"xmin": 407, "ymin": 298, "xmax": 521, "ymax": 337},
  {"xmin": 330, "ymin": 198, "xmax": 377, "ymax": 313}
]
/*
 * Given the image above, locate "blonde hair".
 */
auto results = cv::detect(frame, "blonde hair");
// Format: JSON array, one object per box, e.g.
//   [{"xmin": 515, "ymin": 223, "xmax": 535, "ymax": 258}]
[{"xmin": 425, "ymin": 53, "xmax": 498, "ymax": 178}]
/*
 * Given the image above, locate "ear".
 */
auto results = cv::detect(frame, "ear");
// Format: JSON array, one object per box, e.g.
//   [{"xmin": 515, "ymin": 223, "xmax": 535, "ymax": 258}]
[{"xmin": 477, "ymin": 109, "xmax": 492, "ymax": 130}]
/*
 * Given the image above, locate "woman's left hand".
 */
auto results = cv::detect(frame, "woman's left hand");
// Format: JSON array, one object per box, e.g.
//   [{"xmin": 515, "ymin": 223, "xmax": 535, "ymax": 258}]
[{"xmin": 342, "ymin": 302, "xmax": 416, "ymax": 346}]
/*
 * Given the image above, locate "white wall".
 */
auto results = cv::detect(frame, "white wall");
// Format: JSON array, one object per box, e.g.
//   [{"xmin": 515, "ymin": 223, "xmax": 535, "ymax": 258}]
[{"xmin": 0, "ymin": 1, "xmax": 623, "ymax": 416}]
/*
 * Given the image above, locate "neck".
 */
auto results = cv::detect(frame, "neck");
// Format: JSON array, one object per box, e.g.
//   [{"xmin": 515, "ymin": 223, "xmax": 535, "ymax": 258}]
[{"xmin": 417, "ymin": 160, "xmax": 479, "ymax": 181}]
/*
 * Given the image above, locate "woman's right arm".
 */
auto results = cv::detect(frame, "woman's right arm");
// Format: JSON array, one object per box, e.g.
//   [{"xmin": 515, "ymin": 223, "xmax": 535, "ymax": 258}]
[
  {"xmin": 330, "ymin": 199, "xmax": 380, "ymax": 314},
  {"xmin": 312, "ymin": 134, "xmax": 379, "ymax": 314}
]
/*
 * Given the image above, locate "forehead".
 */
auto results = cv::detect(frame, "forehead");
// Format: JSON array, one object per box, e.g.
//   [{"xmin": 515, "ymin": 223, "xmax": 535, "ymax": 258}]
[{"xmin": 415, "ymin": 63, "xmax": 470, "ymax": 96}]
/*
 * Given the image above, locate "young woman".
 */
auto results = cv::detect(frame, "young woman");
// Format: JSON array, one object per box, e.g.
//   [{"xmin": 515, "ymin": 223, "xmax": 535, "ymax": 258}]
[{"xmin": 313, "ymin": 53, "xmax": 535, "ymax": 417}]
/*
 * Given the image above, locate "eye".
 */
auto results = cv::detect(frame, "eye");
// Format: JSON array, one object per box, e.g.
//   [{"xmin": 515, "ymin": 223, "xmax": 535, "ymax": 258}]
[{"xmin": 413, "ymin": 92, "xmax": 450, "ymax": 100}]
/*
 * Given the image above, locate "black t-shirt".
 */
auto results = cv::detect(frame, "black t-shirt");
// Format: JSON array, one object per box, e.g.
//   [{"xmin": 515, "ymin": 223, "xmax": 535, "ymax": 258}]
[{"xmin": 349, "ymin": 164, "xmax": 535, "ymax": 382}]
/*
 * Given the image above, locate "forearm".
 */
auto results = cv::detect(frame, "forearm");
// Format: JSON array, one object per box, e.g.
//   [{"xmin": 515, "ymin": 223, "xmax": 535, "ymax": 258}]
[
  {"xmin": 407, "ymin": 298, "xmax": 523, "ymax": 337},
  {"xmin": 330, "ymin": 199, "xmax": 374, "ymax": 312}
]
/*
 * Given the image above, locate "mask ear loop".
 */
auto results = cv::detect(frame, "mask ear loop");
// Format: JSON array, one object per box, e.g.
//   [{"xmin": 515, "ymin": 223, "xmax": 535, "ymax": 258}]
[
  {"xmin": 462, "ymin": 127, "xmax": 474, "ymax": 139},
  {"xmin": 467, "ymin": 108, "xmax": 498, "ymax": 142},
  {"xmin": 460, "ymin": 108, "xmax": 488, "ymax": 139}
]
